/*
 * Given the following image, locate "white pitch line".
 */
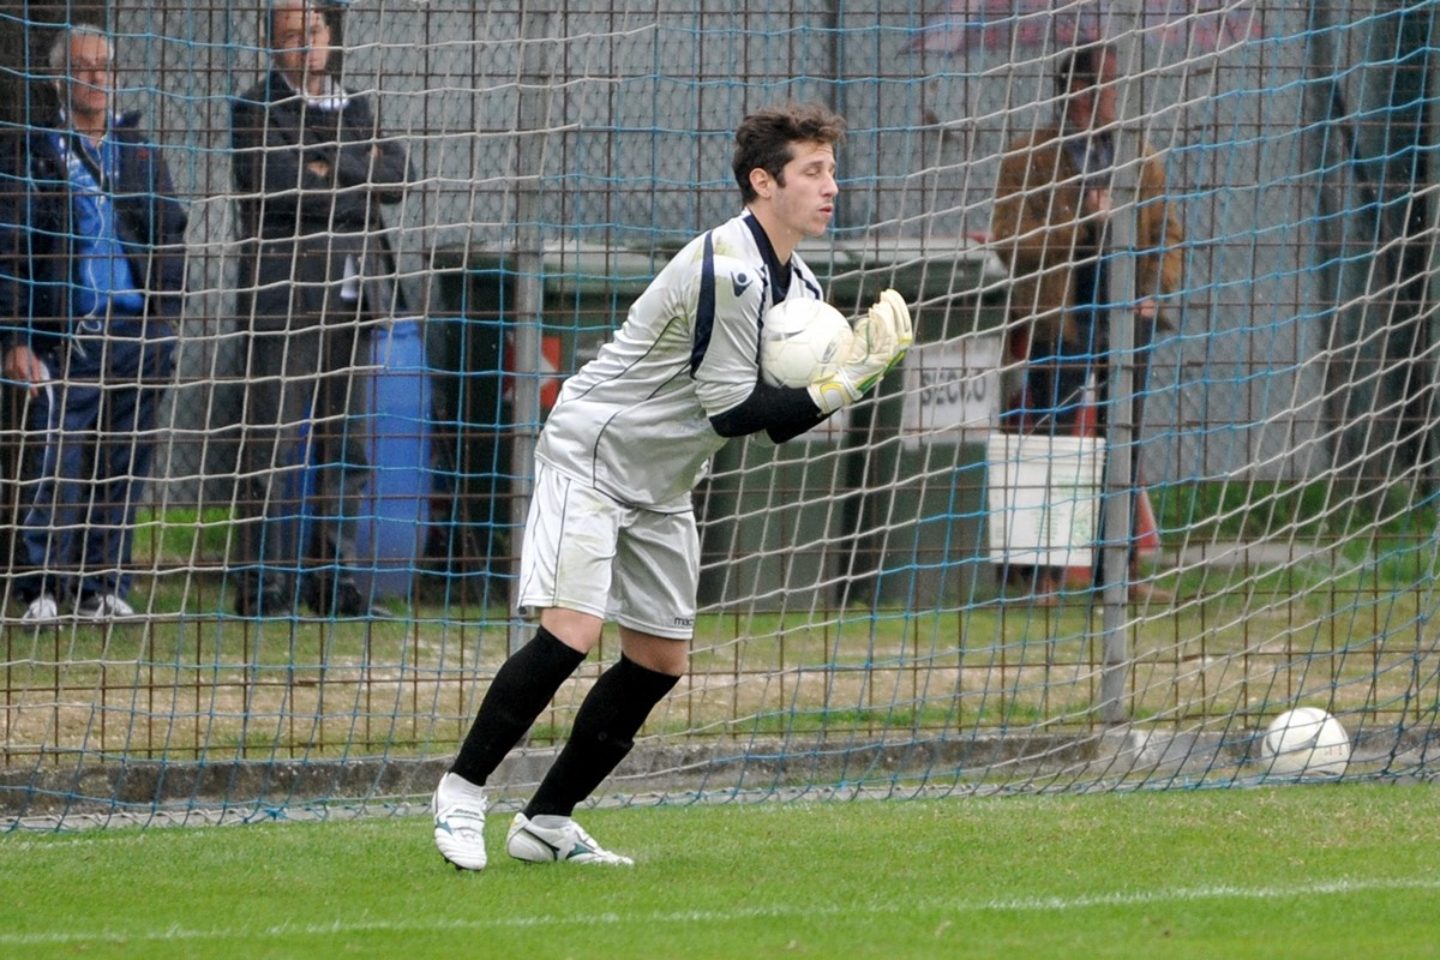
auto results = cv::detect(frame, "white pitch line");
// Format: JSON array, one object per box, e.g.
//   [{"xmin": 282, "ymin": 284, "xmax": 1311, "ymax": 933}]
[{"xmin": 0, "ymin": 875, "xmax": 1437, "ymax": 947}]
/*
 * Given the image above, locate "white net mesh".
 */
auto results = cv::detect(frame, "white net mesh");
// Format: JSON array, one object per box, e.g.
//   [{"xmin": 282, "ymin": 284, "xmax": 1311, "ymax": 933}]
[{"xmin": 0, "ymin": 0, "xmax": 1435, "ymax": 826}]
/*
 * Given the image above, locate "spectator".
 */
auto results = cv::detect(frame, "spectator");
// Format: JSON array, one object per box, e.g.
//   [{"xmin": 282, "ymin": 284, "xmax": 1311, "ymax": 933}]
[
  {"xmin": 0, "ymin": 25, "xmax": 186, "ymax": 622},
  {"xmin": 230, "ymin": 0, "xmax": 411, "ymax": 618},
  {"xmin": 991, "ymin": 42, "xmax": 1184, "ymax": 603}
]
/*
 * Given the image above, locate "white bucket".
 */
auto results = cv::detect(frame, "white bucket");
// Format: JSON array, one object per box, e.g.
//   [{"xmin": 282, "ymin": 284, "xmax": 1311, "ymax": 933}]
[{"xmin": 986, "ymin": 432, "xmax": 1105, "ymax": 569}]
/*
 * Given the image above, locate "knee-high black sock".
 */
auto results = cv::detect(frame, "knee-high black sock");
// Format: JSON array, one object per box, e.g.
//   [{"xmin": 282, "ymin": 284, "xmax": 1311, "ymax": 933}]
[
  {"xmin": 525, "ymin": 654, "xmax": 680, "ymax": 818},
  {"xmin": 449, "ymin": 627, "xmax": 586, "ymax": 786}
]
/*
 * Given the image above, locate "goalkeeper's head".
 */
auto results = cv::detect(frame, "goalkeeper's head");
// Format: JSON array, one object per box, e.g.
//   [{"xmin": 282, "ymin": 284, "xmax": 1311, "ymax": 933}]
[{"xmin": 732, "ymin": 102, "xmax": 847, "ymax": 205}]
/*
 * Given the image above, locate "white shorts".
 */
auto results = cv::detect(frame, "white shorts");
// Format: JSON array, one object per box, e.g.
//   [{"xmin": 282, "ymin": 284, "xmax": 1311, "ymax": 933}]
[{"xmin": 517, "ymin": 461, "xmax": 699, "ymax": 640}]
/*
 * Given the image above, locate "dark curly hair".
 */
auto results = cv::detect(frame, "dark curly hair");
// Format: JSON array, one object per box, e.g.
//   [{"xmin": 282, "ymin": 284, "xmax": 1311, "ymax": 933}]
[
  {"xmin": 733, "ymin": 102, "xmax": 846, "ymax": 203},
  {"xmin": 1055, "ymin": 41, "xmax": 1116, "ymax": 97}
]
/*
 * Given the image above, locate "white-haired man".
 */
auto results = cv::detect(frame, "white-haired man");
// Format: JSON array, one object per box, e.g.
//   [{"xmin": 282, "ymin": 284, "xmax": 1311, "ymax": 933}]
[{"xmin": 0, "ymin": 25, "xmax": 186, "ymax": 622}]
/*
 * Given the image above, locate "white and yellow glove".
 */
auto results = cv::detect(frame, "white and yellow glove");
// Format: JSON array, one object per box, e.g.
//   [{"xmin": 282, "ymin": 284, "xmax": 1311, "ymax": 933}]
[
  {"xmin": 875, "ymin": 288, "xmax": 913, "ymax": 370},
  {"xmin": 807, "ymin": 289, "xmax": 912, "ymax": 415}
]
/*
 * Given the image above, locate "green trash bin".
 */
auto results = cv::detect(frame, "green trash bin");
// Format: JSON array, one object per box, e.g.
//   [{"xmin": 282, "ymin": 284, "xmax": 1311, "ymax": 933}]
[
  {"xmin": 820, "ymin": 237, "xmax": 1012, "ymax": 609},
  {"xmin": 427, "ymin": 252, "xmax": 510, "ymax": 603},
  {"xmin": 696, "ymin": 417, "xmax": 853, "ymax": 611},
  {"xmin": 427, "ymin": 244, "xmax": 656, "ymax": 599}
]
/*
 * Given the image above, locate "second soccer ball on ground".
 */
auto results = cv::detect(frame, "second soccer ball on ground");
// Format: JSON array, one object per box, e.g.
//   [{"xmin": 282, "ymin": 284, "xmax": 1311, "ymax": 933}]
[{"xmin": 1261, "ymin": 707, "xmax": 1351, "ymax": 777}]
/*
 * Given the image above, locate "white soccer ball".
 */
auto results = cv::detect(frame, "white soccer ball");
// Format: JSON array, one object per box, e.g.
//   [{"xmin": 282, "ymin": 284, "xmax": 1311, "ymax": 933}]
[
  {"xmin": 1262, "ymin": 707, "xmax": 1351, "ymax": 777},
  {"xmin": 759, "ymin": 298, "xmax": 854, "ymax": 388}
]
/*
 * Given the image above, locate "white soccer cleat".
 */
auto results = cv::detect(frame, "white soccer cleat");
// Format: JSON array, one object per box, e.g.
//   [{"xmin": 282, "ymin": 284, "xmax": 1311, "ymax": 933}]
[
  {"xmin": 432, "ymin": 772, "xmax": 489, "ymax": 871},
  {"xmin": 21, "ymin": 594, "xmax": 59, "ymax": 624},
  {"xmin": 506, "ymin": 813, "xmax": 634, "ymax": 866}
]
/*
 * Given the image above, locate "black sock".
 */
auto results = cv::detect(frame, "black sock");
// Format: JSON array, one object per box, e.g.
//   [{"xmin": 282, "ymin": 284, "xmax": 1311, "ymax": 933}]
[
  {"xmin": 525, "ymin": 654, "xmax": 680, "ymax": 818},
  {"xmin": 449, "ymin": 627, "xmax": 586, "ymax": 786}
]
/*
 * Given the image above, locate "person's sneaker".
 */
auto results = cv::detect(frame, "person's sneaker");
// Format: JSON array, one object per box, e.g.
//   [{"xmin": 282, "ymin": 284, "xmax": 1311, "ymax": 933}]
[
  {"xmin": 20, "ymin": 594, "xmax": 59, "ymax": 624},
  {"xmin": 432, "ymin": 772, "xmax": 488, "ymax": 871},
  {"xmin": 308, "ymin": 579, "xmax": 393, "ymax": 619},
  {"xmin": 506, "ymin": 813, "xmax": 634, "ymax": 866},
  {"xmin": 235, "ymin": 589, "xmax": 294, "ymax": 619},
  {"xmin": 75, "ymin": 594, "xmax": 135, "ymax": 619}
]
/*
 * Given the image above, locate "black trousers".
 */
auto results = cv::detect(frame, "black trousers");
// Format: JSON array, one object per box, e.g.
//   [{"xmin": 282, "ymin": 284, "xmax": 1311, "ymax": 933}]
[{"xmin": 233, "ymin": 321, "xmax": 374, "ymax": 602}]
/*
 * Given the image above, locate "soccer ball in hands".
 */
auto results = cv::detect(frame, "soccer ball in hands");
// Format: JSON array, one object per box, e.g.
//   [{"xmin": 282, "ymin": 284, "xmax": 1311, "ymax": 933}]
[
  {"xmin": 1261, "ymin": 707, "xmax": 1351, "ymax": 777},
  {"xmin": 759, "ymin": 298, "xmax": 854, "ymax": 388}
]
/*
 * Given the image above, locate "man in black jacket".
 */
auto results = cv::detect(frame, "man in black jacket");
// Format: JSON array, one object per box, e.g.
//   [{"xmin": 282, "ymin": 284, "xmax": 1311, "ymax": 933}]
[
  {"xmin": 0, "ymin": 25, "xmax": 186, "ymax": 623},
  {"xmin": 230, "ymin": 0, "xmax": 411, "ymax": 618}
]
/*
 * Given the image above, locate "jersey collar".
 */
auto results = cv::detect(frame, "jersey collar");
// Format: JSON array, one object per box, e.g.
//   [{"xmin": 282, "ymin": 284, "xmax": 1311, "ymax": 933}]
[{"xmin": 742, "ymin": 211, "xmax": 792, "ymax": 301}]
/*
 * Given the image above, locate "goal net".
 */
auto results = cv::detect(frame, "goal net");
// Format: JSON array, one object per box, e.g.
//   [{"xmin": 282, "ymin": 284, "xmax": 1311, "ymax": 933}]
[{"xmin": 0, "ymin": 0, "xmax": 1436, "ymax": 827}]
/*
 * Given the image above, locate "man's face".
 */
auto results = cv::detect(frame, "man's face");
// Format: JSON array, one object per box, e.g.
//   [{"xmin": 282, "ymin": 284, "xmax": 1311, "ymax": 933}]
[
  {"xmin": 272, "ymin": 5, "xmax": 332, "ymax": 80},
  {"xmin": 764, "ymin": 140, "xmax": 839, "ymax": 241},
  {"xmin": 60, "ymin": 33, "xmax": 114, "ymax": 119},
  {"xmin": 1066, "ymin": 51, "xmax": 1118, "ymax": 131}
]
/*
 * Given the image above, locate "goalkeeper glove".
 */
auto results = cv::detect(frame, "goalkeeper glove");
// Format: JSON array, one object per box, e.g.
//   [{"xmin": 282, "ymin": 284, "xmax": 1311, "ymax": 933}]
[
  {"xmin": 807, "ymin": 288, "xmax": 910, "ymax": 415},
  {"xmin": 873, "ymin": 288, "xmax": 913, "ymax": 371}
]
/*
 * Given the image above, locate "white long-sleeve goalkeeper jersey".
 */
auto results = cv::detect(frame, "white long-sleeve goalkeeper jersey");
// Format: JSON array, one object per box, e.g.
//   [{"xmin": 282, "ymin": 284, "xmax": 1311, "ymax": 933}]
[{"xmin": 534, "ymin": 211, "xmax": 824, "ymax": 510}]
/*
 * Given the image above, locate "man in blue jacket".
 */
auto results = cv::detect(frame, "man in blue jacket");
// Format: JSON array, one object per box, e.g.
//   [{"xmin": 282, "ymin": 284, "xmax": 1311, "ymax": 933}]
[{"xmin": 0, "ymin": 25, "xmax": 187, "ymax": 623}]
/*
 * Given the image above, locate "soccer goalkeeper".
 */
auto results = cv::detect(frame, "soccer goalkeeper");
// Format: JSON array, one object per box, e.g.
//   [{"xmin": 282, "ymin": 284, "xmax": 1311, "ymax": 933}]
[{"xmin": 432, "ymin": 102, "xmax": 912, "ymax": 869}]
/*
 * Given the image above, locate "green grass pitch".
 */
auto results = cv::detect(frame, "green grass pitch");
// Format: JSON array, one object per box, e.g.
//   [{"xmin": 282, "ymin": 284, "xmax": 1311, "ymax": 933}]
[{"xmin": 1, "ymin": 782, "xmax": 1436, "ymax": 959}]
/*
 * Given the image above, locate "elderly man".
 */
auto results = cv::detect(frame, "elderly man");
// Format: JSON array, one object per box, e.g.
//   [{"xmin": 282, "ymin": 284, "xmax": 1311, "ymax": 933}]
[
  {"xmin": 0, "ymin": 25, "xmax": 186, "ymax": 622},
  {"xmin": 229, "ymin": 0, "xmax": 412, "ymax": 618},
  {"xmin": 991, "ymin": 41, "xmax": 1185, "ymax": 603}
]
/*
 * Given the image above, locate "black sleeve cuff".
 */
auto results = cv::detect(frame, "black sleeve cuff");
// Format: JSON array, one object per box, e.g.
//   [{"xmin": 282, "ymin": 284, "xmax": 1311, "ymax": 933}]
[{"xmin": 709, "ymin": 378, "xmax": 828, "ymax": 442}]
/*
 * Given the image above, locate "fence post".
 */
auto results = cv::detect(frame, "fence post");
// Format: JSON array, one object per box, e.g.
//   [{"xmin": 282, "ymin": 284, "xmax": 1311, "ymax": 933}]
[
  {"xmin": 509, "ymin": 2, "xmax": 557, "ymax": 650},
  {"xmin": 1099, "ymin": 2, "xmax": 1145, "ymax": 726}
]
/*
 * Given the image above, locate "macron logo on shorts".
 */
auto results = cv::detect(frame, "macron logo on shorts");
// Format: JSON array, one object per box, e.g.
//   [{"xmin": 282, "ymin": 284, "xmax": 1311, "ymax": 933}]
[{"xmin": 673, "ymin": 616, "xmax": 695, "ymax": 628}]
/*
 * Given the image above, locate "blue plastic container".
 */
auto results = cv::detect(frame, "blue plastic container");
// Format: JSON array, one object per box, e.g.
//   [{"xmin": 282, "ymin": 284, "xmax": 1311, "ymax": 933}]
[
  {"xmin": 352, "ymin": 317, "xmax": 434, "ymax": 597},
  {"xmin": 267, "ymin": 318, "xmax": 435, "ymax": 600}
]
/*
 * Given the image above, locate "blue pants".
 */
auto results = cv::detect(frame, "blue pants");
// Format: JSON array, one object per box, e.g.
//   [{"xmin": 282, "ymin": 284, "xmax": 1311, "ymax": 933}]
[{"xmin": 15, "ymin": 326, "xmax": 174, "ymax": 603}]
